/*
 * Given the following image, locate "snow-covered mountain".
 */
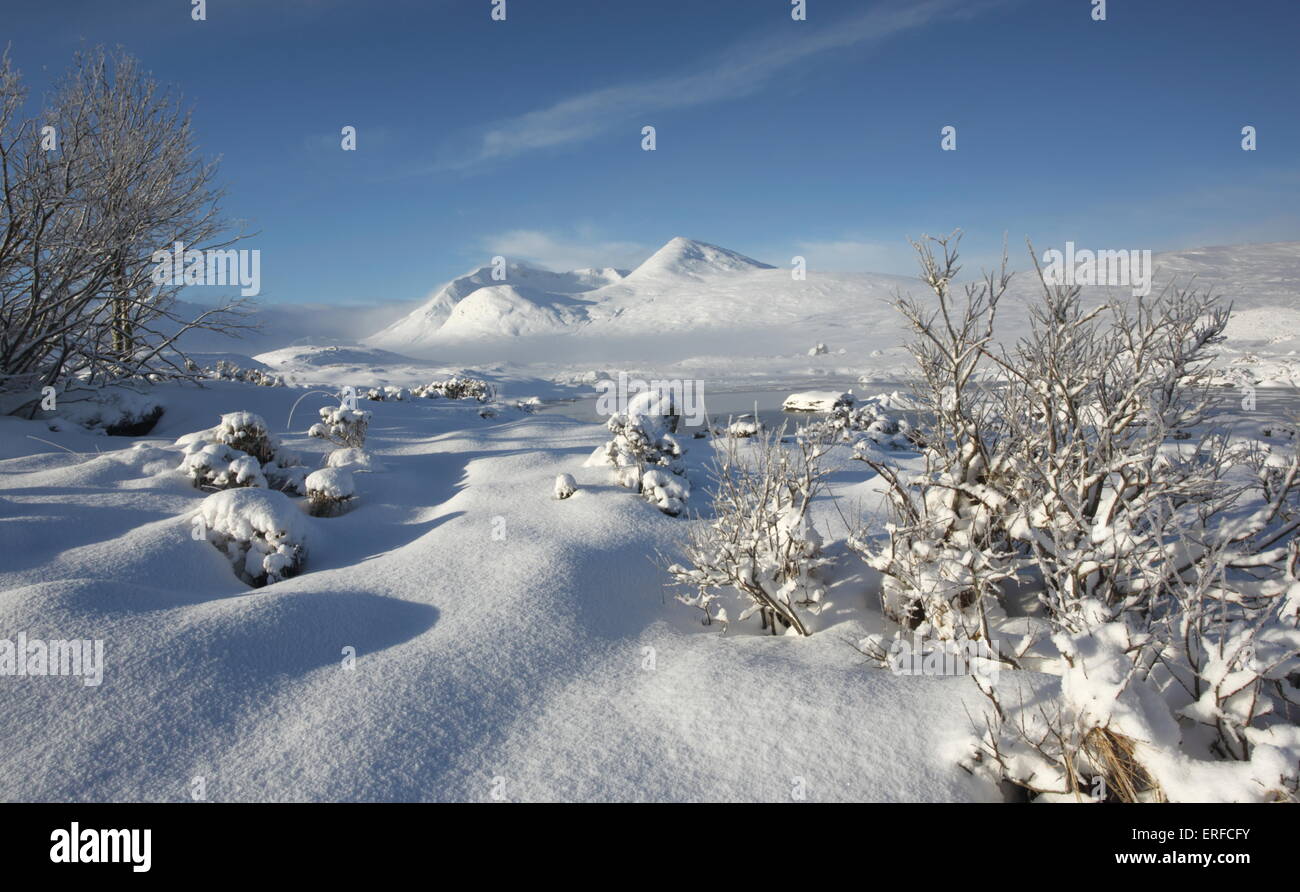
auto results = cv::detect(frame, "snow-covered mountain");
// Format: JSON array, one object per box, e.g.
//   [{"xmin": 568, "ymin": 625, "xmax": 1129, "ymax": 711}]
[
  {"xmin": 365, "ymin": 237, "xmax": 1300, "ymax": 357},
  {"xmin": 364, "ymin": 237, "xmax": 794, "ymax": 348},
  {"xmin": 367, "ymin": 260, "xmax": 626, "ymax": 345}
]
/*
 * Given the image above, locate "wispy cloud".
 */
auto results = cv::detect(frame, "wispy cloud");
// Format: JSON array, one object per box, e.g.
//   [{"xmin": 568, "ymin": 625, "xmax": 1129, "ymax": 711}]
[
  {"xmin": 439, "ymin": 0, "xmax": 1002, "ymax": 170},
  {"xmin": 481, "ymin": 227, "xmax": 651, "ymax": 271}
]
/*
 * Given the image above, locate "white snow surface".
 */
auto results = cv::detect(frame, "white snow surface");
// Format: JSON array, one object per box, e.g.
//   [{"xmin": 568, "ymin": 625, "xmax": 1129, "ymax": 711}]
[{"xmin": 0, "ymin": 381, "xmax": 992, "ymax": 801}]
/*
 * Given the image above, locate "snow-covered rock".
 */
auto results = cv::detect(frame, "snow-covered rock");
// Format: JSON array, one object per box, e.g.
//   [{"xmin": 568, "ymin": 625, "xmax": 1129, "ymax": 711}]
[
  {"xmin": 783, "ymin": 391, "xmax": 854, "ymax": 412},
  {"xmin": 553, "ymin": 473, "xmax": 577, "ymax": 500}
]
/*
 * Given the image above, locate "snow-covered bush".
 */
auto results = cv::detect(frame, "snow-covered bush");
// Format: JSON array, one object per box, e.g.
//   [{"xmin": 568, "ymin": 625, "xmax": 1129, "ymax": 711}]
[
  {"xmin": 176, "ymin": 412, "xmax": 306, "ymax": 493},
  {"xmin": 668, "ymin": 427, "xmax": 832, "ymax": 636},
  {"xmin": 180, "ymin": 443, "xmax": 267, "ymax": 490},
  {"xmin": 849, "ymin": 235, "xmax": 1016, "ymax": 642},
  {"xmin": 554, "ymin": 473, "xmax": 577, "ymax": 500},
  {"xmin": 860, "ymin": 233, "xmax": 1300, "ymax": 800},
  {"xmin": 358, "ymin": 384, "xmax": 411, "ymax": 402},
  {"xmin": 209, "ymin": 360, "xmax": 284, "ymax": 387},
  {"xmin": 642, "ymin": 468, "xmax": 690, "ymax": 516},
  {"xmin": 588, "ymin": 390, "xmax": 684, "ymax": 486},
  {"xmin": 262, "ymin": 450, "xmax": 309, "ymax": 496},
  {"xmin": 799, "ymin": 393, "xmax": 916, "ymax": 450},
  {"xmin": 213, "ymin": 412, "xmax": 277, "ymax": 465},
  {"xmin": 305, "ymin": 467, "xmax": 356, "ymax": 517},
  {"xmin": 724, "ymin": 417, "xmax": 761, "ymax": 438},
  {"xmin": 413, "ymin": 376, "xmax": 494, "ymax": 402},
  {"xmin": 197, "ymin": 488, "xmax": 307, "ymax": 587},
  {"xmin": 308, "ymin": 404, "xmax": 370, "ymax": 449}
]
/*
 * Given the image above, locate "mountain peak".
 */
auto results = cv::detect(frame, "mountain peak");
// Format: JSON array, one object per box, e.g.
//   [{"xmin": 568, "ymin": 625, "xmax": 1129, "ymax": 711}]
[{"xmin": 628, "ymin": 237, "xmax": 774, "ymax": 280}]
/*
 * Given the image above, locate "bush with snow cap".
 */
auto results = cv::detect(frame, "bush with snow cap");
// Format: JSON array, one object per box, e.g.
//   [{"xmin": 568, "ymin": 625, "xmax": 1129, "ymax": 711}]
[
  {"xmin": 413, "ymin": 376, "xmax": 494, "ymax": 402},
  {"xmin": 176, "ymin": 411, "xmax": 305, "ymax": 493},
  {"xmin": 798, "ymin": 394, "xmax": 915, "ymax": 449},
  {"xmin": 305, "ymin": 467, "xmax": 356, "ymax": 517},
  {"xmin": 553, "ymin": 473, "xmax": 577, "ymax": 500},
  {"xmin": 308, "ymin": 404, "xmax": 370, "ymax": 449},
  {"xmin": 213, "ymin": 411, "xmax": 277, "ymax": 464},
  {"xmin": 180, "ymin": 443, "xmax": 267, "ymax": 490},
  {"xmin": 641, "ymin": 468, "xmax": 689, "ymax": 516},
  {"xmin": 197, "ymin": 488, "xmax": 307, "ymax": 587}
]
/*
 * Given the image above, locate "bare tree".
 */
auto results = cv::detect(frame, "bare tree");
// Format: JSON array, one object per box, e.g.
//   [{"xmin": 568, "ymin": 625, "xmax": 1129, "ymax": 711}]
[{"xmin": 0, "ymin": 46, "xmax": 252, "ymax": 415}]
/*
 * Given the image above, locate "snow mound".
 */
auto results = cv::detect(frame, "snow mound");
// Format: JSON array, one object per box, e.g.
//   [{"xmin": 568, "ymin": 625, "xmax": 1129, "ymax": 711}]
[{"xmin": 327, "ymin": 447, "xmax": 383, "ymax": 472}]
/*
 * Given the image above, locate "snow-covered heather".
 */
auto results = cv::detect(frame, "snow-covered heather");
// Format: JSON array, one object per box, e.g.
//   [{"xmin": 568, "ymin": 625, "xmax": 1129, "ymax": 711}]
[{"xmin": 0, "ymin": 380, "xmax": 997, "ymax": 801}]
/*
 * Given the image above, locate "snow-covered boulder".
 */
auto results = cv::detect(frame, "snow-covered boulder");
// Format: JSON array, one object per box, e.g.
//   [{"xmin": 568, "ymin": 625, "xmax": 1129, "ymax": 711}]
[
  {"xmin": 725, "ymin": 417, "xmax": 761, "ymax": 438},
  {"xmin": 554, "ymin": 473, "xmax": 578, "ymax": 500},
  {"xmin": 783, "ymin": 391, "xmax": 854, "ymax": 412},
  {"xmin": 197, "ymin": 488, "xmax": 308, "ymax": 587},
  {"xmin": 305, "ymin": 467, "xmax": 356, "ymax": 517}
]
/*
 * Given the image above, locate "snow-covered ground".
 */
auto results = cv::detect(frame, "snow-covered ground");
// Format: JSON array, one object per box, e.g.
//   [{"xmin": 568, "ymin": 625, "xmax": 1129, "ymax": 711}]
[
  {"xmin": 2, "ymin": 238, "xmax": 1297, "ymax": 802},
  {"xmin": 0, "ymin": 381, "xmax": 996, "ymax": 801}
]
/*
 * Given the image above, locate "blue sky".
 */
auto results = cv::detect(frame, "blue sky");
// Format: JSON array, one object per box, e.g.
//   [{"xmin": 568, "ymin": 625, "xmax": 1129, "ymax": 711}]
[{"xmin": 5, "ymin": 0, "xmax": 1299, "ymax": 305}]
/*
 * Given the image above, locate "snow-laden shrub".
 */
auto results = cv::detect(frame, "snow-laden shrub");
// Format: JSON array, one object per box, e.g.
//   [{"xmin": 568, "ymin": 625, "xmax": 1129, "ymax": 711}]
[
  {"xmin": 209, "ymin": 360, "xmax": 284, "ymax": 387},
  {"xmin": 213, "ymin": 412, "xmax": 276, "ymax": 465},
  {"xmin": 327, "ymin": 447, "xmax": 382, "ymax": 473},
  {"xmin": 180, "ymin": 443, "xmax": 267, "ymax": 490},
  {"xmin": 800, "ymin": 393, "xmax": 917, "ymax": 450},
  {"xmin": 262, "ymin": 450, "xmax": 309, "ymax": 496},
  {"xmin": 176, "ymin": 412, "xmax": 305, "ymax": 493},
  {"xmin": 554, "ymin": 473, "xmax": 577, "ymax": 500},
  {"xmin": 413, "ymin": 376, "xmax": 494, "ymax": 402},
  {"xmin": 197, "ymin": 488, "xmax": 307, "ymax": 587},
  {"xmin": 642, "ymin": 468, "xmax": 689, "ymax": 516},
  {"xmin": 968, "ymin": 594, "xmax": 1300, "ymax": 802},
  {"xmin": 859, "ymin": 234, "xmax": 1300, "ymax": 800},
  {"xmin": 588, "ymin": 391, "xmax": 683, "ymax": 478},
  {"xmin": 308, "ymin": 404, "xmax": 370, "ymax": 449},
  {"xmin": 668, "ymin": 428, "xmax": 832, "ymax": 636},
  {"xmin": 305, "ymin": 467, "xmax": 356, "ymax": 517}
]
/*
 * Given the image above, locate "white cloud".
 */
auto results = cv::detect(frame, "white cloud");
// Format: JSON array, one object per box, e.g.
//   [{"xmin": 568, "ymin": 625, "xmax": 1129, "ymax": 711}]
[
  {"xmin": 482, "ymin": 228, "xmax": 651, "ymax": 272},
  {"xmin": 442, "ymin": 0, "xmax": 1004, "ymax": 169}
]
